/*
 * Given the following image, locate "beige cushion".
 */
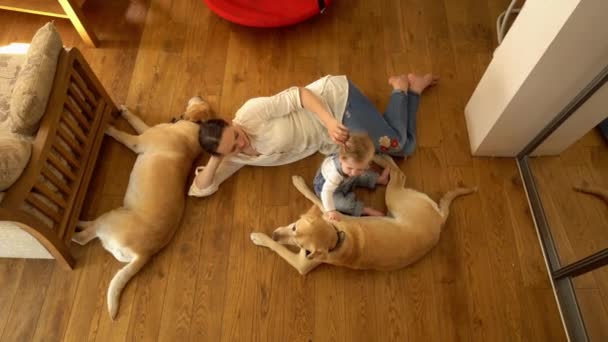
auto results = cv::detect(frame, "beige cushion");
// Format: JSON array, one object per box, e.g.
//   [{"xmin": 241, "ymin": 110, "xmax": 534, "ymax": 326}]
[
  {"xmin": 0, "ymin": 221, "xmax": 53, "ymax": 259},
  {"xmin": 0, "ymin": 131, "xmax": 32, "ymax": 191},
  {"xmin": 9, "ymin": 22, "xmax": 63, "ymax": 135},
  {"xmin": 0, "ymin": 53, "xmax": 25, "ymax": 123}
]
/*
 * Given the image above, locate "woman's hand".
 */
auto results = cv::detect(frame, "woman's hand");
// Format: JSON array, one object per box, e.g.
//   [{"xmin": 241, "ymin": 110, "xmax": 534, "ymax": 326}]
[
  {"xmin": 195, "ymin": 155, "xmax": 223, "ymax": 190},
  {"xmin": 327, "ymin": 119, "xmax": 349, "ymax": 145},
  {"xmin": 299, "ymin": 87, "xmax": 349, "ymax": 145}
]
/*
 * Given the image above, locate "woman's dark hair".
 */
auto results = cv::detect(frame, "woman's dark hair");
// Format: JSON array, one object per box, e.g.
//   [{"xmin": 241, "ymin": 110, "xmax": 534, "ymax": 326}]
[{"xmin": 199, "ymin": 119, "xmax": 229, "ymax": 156}]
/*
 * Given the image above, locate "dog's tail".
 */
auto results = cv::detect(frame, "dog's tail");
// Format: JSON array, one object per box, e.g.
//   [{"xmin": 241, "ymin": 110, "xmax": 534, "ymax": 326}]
[
  {"xmin": 573, "ymin": 181, "xmax": 608, "ymax": 204},
  {"xmin": 438, "ymin": 187, "xmax": 477, "ymax": 223},
  {"xmin": 107, "ymin": 255, "xmax": 150, "ymax": 320}
]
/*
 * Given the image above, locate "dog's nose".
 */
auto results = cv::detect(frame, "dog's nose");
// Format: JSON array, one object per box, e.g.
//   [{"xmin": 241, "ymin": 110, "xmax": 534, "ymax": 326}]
[{"xmin": 272, "ymin": 231, "xmax": 279, "ymax": 241}]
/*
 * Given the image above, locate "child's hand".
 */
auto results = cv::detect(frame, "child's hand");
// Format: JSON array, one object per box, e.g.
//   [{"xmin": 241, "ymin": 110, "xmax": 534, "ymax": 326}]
[
  {"xmin": 376, "ymin": 167, "xmax": 390, "ymax": 185},
  {"xmin": 326, "ymin": 211, "xmax": 342, "ymax": 221}
]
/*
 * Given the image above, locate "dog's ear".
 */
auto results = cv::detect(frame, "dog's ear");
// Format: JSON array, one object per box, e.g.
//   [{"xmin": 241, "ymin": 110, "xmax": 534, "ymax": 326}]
[
  {"xmin": 305, "ymin": 205, "xmax": 322, "ymax": 217},
  {"xmin": 184, "ymin": 102, "xmax": 212, "ymax": 122}
]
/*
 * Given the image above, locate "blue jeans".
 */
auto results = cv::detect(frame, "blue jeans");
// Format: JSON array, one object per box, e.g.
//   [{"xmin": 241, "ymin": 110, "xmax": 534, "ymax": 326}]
[
  {"xmin": 313, "ymin": 166, "xmax": 379, "ymax": 216},
  {"xmin": 342, "ymin": 79, "xmax": 419, "ymax": 156}
]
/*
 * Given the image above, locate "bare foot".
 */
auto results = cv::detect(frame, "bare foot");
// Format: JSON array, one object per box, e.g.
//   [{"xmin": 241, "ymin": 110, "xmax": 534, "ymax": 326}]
[
  {"xmin": 408, "ymin": 73, "xmax": 439, "ymax": 95},
  {"xmin": 388, "ymin": 75, "xmax": 409, "ymax": 92}
]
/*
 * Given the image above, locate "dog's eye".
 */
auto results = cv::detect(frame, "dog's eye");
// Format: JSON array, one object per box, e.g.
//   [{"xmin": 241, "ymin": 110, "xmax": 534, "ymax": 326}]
[
  {"xmin": 292, "ymin": 225, "xmax": 296, "ymax": 232},
  {"xmin": 305, "ymin": 250, "xmax": 311, "ymax": 256}
]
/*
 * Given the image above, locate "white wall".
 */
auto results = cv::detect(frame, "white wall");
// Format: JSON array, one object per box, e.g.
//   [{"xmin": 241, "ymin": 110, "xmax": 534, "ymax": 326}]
[{"xmin": 464, "ymin": 0, "xmax": 608, "ymax": 156}]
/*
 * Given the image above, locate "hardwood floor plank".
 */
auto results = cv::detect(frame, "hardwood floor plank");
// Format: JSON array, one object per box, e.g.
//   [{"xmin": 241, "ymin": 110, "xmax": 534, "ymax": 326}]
[
  {"xmin": 503, "ymin": 167, "xmax": 553, "ymax": 289},
  {"xmin": 0, "ymin": 259, "xmax": 25, "ymax": 338},
  {"xmin": 442, "ymin": 165, "xmax": 500, "ymax": 342},
  {"xmin": 522, "ymin": 288, "xmax": 568, "ymax": 341},
  {"xmin": 475, "ymin": 159, "xmax": 528, "ymax": 341},
  {"xmin": 62, "ymin": 196, "xmax": 124, "ymax": 342},
  {"xmin": 31, "ymin": 246, "xmax": 86, "ymax": 342},
  {"xmin": 400, "ymin": 258, "xmax": 441, "ymax": 342},
  {"xmin": 419, "ymin": 148, "xmax": 474, "ymax": 341},
  {"xmin": 394, "ymin": 148, "xmax": 440, "ymax": 342},
  {"xmin": 371, "ymin": 273, "xmax": 409, "ymax": 341},
  {"xmin": 313, "ymin": 267, "xmax": 347, "ymax": 342},
  {"xmin": 219, "ymin": 167, "xmax": 265, "ymax": 341},
  {"xmin": 1, "ymin": 260, "xmax": 54, "ymax": 342},
  {"xmin": 270, "ymin": 205, "xmax": 316, "ymax": 342},
  {"xmin": 156, "ymin": 201, "xmax": 206, "ymax": 341},
  {"xmin": 440, "ymin": 0, "xmax": 498, "ymax": 167},
  {"xmin": 577, "ymin": 288, "xmax": 608, "ymax": 341},
  {"xmin": 187, "ymin": 180, "xmax": 235, "ymax": 341},
  {"xmin": 341, "ymin": 270, "xmax": 380, "ymax": 342},
  {"xmin": 124, "ymin": 250, "xmax": 172, "ymax": 342}
]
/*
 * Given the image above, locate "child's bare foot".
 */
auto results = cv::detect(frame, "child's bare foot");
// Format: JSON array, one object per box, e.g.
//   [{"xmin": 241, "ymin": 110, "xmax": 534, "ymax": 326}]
[
  {"xmin": 362, "ymin": 207, "xmax": 385, "ymax": 216},
  {"xmin": 408, "ymin": 73, "xmax": 439, "ymax": 95},
  {"xmin": 376, "ymin": 167, "xmax": 390, "ymax": 185},
  {"xmin": 388, "ymin": 75, "xmax": 409, "ymax": 92}
]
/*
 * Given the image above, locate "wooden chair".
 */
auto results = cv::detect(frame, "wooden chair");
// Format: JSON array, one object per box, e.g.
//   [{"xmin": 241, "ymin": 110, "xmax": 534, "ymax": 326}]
[
  {"xmin": 0, "ymin": 47, "xmax": 117, "ymax": 268},
  {"xmin": 0, "ymin": 0, "xmax": 98, "ymax": 47}
]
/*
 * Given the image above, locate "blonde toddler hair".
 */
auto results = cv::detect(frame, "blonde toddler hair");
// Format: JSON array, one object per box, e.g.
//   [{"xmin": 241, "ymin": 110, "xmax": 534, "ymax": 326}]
[{"xmin": 339, "ymin": 132, "xmax": 375, "ymax": 163}]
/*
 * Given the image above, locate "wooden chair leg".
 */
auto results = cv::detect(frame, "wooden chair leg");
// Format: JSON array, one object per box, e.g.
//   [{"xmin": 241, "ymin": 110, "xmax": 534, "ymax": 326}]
[
  {"xmin": 17, "ymin": 222, "xmax": 76, "ymax": 269},
  {"xmin": 1, "ymin": 208, "xmax": 76, "ymax": 269},
  {"xmin": 58, "ymin": 0, "xmax": 99, "ymax": 47}
]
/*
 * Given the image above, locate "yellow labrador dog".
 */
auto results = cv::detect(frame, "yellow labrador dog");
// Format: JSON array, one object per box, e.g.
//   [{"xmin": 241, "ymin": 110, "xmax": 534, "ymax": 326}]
[
  {"xmin": 250, "ymin": 155, "xmax": 476, "ymax": 275},
  {"xmin": 72, "ymin": 97, "xmax": 208, "ymax": 319}
]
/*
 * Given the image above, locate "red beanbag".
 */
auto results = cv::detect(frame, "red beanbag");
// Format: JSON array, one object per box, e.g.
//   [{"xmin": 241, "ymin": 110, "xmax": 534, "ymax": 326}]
[{"xmin": 203, "ymin": 0, "xmax": 331, "ymax": 27}]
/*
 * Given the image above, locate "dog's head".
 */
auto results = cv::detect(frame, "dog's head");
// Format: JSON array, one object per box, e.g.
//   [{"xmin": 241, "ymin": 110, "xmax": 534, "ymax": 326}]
[
  {"xmin": 171, "ymin": 96, "xmax": 212, "ymax": 123},
  {"xmin": 272, "ymin": 206, "xmax": 345, "ymax": 260}
]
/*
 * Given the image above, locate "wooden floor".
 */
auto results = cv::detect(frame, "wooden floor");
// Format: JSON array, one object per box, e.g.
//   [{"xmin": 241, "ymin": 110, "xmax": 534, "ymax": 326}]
[
  {"xmin": 0, "ymin": 0, "xmax": 567, "ymax": 341},
  {"xmin": 531, "ymin": 128, "xmax": 608, "ymax": 341}
]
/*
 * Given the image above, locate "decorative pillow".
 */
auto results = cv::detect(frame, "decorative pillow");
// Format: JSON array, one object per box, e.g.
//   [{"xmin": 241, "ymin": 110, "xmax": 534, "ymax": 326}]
[
  {"xmin": 0, "ymin": 53, "xmax": 25, "ymax": 123},
  {"xmin": 9, "ymin": 22, "xmax": 63, "ymax": 135},
  {"xmin": 0, "ymin": 131, "xmax": 32, "ymax": 191}
]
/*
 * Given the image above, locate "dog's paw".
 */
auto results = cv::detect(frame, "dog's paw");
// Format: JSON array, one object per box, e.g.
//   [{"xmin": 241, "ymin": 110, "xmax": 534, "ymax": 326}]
[
  {"xmin": 105, "ymin": 125, "xmax": 118, "ymax": 136},
  {"xmin": 118, "ymin": 105, "xmax": 129, "ymax": 117},
  {"xmin": 71, "ymin": 233, "xmax": 88, "ymax": 246},
  {"xmin": 292, "ymin": 175, "xmax": 306, "ymax": 187},
  {"xmin": 250, "ymin": 232, "xmax": 272, "ymax": 247}
]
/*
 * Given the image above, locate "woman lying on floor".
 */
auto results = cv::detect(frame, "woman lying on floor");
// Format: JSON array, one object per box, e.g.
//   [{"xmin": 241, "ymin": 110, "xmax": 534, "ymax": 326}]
[{"xmin": 188, "ymin": 73, "xmax": 438, "ymax": 197}]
